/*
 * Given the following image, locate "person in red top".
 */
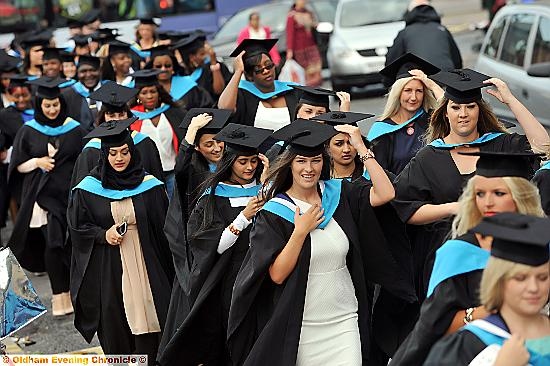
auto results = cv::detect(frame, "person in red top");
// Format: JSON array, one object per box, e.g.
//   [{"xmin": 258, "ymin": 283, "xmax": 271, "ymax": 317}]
[
  {"xmin": 286, "ymin": 0, "xmax": 322, "ymax": 86},
  {"xmin": 237, "ymin": 12, "xmax": 281, "ymax": 66}
]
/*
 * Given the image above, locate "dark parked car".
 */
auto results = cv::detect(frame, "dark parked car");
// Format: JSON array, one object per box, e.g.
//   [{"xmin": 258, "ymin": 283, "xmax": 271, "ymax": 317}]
[{"xmin": 210, "ymin": 0, "xmax": 338, "ymax": 68}]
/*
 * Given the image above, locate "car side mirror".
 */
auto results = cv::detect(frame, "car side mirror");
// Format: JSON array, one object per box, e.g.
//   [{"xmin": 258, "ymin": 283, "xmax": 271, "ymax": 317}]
[
  {"xmin": 527, "ymin": 62, "xmax": 550, "ymax": 77},
  {"xmin": 316, "ymin": 22, "xmax": 334, "ymax": 34}
]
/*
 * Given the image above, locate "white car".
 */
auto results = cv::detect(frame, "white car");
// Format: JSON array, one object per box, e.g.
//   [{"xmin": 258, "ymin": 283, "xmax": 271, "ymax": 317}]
[
  {"xmin": 475, "ymin": 1, "xmax": 550, "ymax": 126},
  {"xmin": 327, "ymin": 0, "xmax": 409, "ymax": 91}
]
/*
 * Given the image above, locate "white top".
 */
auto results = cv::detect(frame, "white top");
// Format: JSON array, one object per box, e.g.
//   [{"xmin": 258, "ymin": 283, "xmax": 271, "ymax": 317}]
[
  {"xmin": 254, "ymin": 101, "xmax": 290, "ymax": 131},
  {"xmin": 249, "ymin": 27, "xmax": 267, "ymax": 39},
  {"xmin": 140, "ymin": 113, "xmax": 176, "ymax": 172}
]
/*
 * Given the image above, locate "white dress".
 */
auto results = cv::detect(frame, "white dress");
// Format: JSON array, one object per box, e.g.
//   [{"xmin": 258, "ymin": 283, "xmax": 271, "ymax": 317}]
[{"xmin": 292, "ymin": 198, "xmax": 362, "ymax": 366}]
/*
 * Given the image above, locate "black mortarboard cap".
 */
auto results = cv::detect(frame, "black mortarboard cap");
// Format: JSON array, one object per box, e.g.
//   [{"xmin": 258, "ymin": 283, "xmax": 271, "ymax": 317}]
[
  {"xmin": 459, "ymin": 151, "xmax": 541, "ymax": 179},
  {"xmin": 26, "ymin": 77, "xmax": 66, "ymax": 98},
  {"xmin": 380, "ymin": 53, "xmax": 440, "ymax": 83},
  {"xmin": 60, "ymin": 52, "xmax": 76, "ymax": 63},
  {"xmin": 41, "ymin": 47, "xmax": 65, "ymax": 61},
  {"xmin": 85, "ymin": 116, "xmax": 138, "ymax": 145},
  {"xmin": 312, "ymin": 111, "xmax": 375, "ymax": 126},
  {"xmin": 19, "ymin": 31, "xmax": 51, "ymax": 50},
  {"xmin": 0, "ymin": 51, "xmax": 21, "ymax": 72},
  {"xmin": 77, "ymin": 55, "xmax": 101, "ymax": 69},
  {"xmin": 108, "ymin": 40, "xmax": 131, "ymax": 57},
  {"xmin": 143, "ymin": 45, "xmax": 173, "ymax": 60},
  {"xmin": 230, "ymin": 38, "xmax": 278, "ymax": 58},
  {"xmin": 292, "ymin": 85, "xmax": 336, "ymax": 109},
  {"xmin": 71, "ymin": 34, "xmax": 91, "ymax": 47},
  {"xmin": 471, "ymin": 212, "xmax": 550, "ymax": 266},
  {"xmin": 172, "ymin": 32, "xmax": 207, "ymax": 55},
  {"xmin": 272, "ymin": 119, "xmax": 338, "ymax": 157},
  {"xmin": 158, "ymin": 30, "xmax": 191, "ymax": 42},
  {"xmin": 80, "ymin": 9, "xmax": 101, "ymax": 25},
  {"xmin": 8, "ymin": 74, "xmax": 29, "ymax": 88},
  {"xmin": 89, "ymin": 82, "xmax": 138, "ymax": 108},
  {"xmin": 179, "ymin": 108, "xmax": 232, "ymax": 133},
  {"xmin": 129, "ymin": 69, "xmax": 164, "ymax": 89},
  {"xmin": 430, "ymin": 69, "xmax": 492, "ymax": 104},
  {"xmin": 66, "ymin": 17, "xmax": 83, "ymax": 29},
  {"xmin": 215, "ymin": 123, "xmax": 273, "ymax": 155},
  {"xmin": 139, "ymin": 17, "xmax": 161, "ymax": 26},
  {"xmin": 92, "ymin": 28, "xmax": 119, "ymax": 44}
]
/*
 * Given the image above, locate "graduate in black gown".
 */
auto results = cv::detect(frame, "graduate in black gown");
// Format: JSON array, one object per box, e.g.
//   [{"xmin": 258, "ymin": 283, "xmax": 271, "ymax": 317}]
[
  {"xmin": 8, "ymin": 77, "xmax": 86, "ymax": 316},
  {"xmin": 218, "ymin": 39, "xmax": 301, "ymax": 131},
  {"xmin": 393, "ymin": 70, "xmax": 549, "ymax": 302},
  {"xmin": 159, "ymin": 109, "xmax": 229, "ymax": 351},
  {"xmin": 172, "ymin": 31, "xmax": 232, "ymax": 102},
  {"xmin": 145, "ymin": 44, "xmax": 213, "ymax": 109},
  {"xmin": 68, "ymin": 118, "xmax": 174, "ymax": 361},
  {"xmin": 227, "ymin": 119, "xmax": 416, "ymax": 365},
  {"xmin": 391, "ymin": 152, "xmax": 545, "ymax": 366},
  {"xmin": 425, "ymin": 213, "xmax": 550, "ymax": 366},
  {"xmin": 158, "ymin": 124, "xmax": 272, "ymax": 365},
  {"xmin": 70, "ymin": 82, "xmax": 163, "ymax": 187},
  {"xmin": 532, "ymin": 161, "xmax": 550, "ymax": 216},
  {"xmin": 367, "ymin": 53, "xmax": 442, "ymax": 175}
]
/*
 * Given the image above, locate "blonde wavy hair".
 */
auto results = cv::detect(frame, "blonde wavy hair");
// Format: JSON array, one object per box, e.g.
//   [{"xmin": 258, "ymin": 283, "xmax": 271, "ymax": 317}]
[
  {"xmin": 451, "ymin": 176, "xmax": 545, "ymax": 238},
  {"xmin": 379, "ymin": 76, "xmax": 438, "ymax": 121},
  {"xmin": 480, "ymin": 257, "xmax": 549, "ymax": 312}
]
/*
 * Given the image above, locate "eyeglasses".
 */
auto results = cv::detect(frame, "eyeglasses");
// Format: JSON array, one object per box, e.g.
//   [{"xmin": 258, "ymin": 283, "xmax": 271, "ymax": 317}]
[
  {"xmin": 253, "ymin": 63, "xmax": 275, "ymax": 75},
  {"xmin": 153, "ymin": 64, "xmax": 173, "ymax": 69}
]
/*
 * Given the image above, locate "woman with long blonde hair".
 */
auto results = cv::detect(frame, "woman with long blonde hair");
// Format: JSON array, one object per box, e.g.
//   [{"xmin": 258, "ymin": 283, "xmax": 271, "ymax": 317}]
[
  {"xmin": 367, "ymin": 53, "xmax": 442, "ymax": 175},
  {"xmin": 425, "ymin": 212, "xmax": 550, "ymax": 365},
  {"xmin": 391, "ymin": 151, "xmax": 545, "ymax": 365}
]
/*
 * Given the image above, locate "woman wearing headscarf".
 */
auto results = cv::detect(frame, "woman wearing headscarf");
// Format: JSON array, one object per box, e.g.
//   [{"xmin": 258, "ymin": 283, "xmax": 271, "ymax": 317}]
[
  {"xmin": 7, "ymin": 77, "xmax": 86, "ymax": 316},
  {"xmin": 68, "ymin": 117, "xmax": 174, "ymax": 361}
]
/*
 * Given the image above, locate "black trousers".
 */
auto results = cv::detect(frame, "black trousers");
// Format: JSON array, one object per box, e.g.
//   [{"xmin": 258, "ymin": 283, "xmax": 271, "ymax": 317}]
[{"xmin": 40, "ymin": 227, "xmax": 70, "ymax": 294}]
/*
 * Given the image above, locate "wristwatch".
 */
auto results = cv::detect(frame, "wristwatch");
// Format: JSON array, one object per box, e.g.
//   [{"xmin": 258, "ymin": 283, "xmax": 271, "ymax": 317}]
[{"xmin": 358, "ymin": 149, "xmax": 375, "ymax": 163}]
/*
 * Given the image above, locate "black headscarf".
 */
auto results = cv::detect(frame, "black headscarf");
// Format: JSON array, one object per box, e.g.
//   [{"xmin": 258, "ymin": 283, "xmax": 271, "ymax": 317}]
[
  {"xmin": 91, "ymin": 132, "xmax": 145, "ymax": 190},
  {"xmin": 34, "ymin": 94, "xmax": 68, "ymax": 127}
]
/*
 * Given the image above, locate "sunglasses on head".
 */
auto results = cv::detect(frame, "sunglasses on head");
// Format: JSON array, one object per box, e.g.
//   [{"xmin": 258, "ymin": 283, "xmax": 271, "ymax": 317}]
[{"xmin": 253, "ymin": 63, "xmax": 275, "ymax": 75}]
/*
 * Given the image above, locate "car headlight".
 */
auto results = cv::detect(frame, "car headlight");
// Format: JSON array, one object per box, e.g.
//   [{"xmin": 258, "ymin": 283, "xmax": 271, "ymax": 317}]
[{"xmin": 329, "ymin": 37, "xmax": 356, "ymax": 58}]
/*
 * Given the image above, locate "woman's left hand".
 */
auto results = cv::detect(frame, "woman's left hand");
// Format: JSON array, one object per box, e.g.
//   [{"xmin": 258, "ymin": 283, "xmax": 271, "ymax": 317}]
[
  {"xmin": 258, "ymin": 153, "xmax": 270, "ymax": 183},
  {"xmin": 484, "ymin": 78, "xmax": 516, "ymax": 105},
  {"xmin": 336, "ymin": 91, "xmax": 351, "ymax": 112},
  {"xmin": 333, "ymin": 124, "xmax": 366, "ymax": 152}
]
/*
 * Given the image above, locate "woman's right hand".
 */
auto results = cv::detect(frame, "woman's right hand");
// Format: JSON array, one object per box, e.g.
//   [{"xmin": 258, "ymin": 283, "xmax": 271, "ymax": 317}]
[
  {"xmin": 234, "ymin": 50, "xmax": 245, "ymax": 74},
  {"xmin": 105, "ymin": 225, "xmax": 123, "ymax": 246},
  {"xmin": 286, "ymin": 50, "xmax": 293, "ymax": 60},
  {"xmin": 189, "ymin": 113, "xmax": 213, "ymax": 130},
  {"xmin": 294, "ymin": 204, "xmax": 324, "ymax": 235},
  {"xmin": 36, "ymin": 156, "xmax": 55, "ymax": 172},
  {"xmin": 494, "ymin": 334, "xmax": 530, "ymax": 366},
  {"xmin": 242, "ymin": 196, "xmax": 264, "ymax": 221}
]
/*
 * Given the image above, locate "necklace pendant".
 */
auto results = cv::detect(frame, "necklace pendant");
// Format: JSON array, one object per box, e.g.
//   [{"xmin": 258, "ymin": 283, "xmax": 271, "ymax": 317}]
[{"xmin": 406, "ymin": 126, "xmax": 415, "ymax": 135}]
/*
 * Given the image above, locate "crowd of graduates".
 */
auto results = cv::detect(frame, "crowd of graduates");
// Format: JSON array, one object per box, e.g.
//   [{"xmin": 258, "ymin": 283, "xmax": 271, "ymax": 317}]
[{"xmin": 0, "ymin": 9, "xmax": 549, "ymax": 366}]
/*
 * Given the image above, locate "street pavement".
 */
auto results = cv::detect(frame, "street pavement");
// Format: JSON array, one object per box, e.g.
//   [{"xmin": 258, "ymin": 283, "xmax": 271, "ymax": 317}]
[{"xmin": 0, "ymin": 0, "xmax": 492, "ymax": 356}]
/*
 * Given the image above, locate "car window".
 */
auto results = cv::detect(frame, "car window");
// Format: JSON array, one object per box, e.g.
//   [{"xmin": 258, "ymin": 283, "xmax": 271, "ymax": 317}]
[
  {"xmin": 339, "ymin": 0, "xmax": 409, "ymax": 28},
  {"xmin": 532, "ymin": 16, "xmax": 550, "ymax": 64},
  {"xmin": 484, "ymin": 15, "xmax": 507, "ymax": 58},
  {"xmin": 500, "ymin": 13, "xmax": 535, "ymax": 67},
  {"xmin": 310, "ymin": 0, "xmax": 338, "ymax": 23}
]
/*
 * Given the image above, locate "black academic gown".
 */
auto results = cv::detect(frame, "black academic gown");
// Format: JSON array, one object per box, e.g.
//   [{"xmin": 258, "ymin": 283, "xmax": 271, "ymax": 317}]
[
  {"xmin": 158, "ymin": 190, "xmax": 257, "ymax": 366},
  {"xmin": 227, "ymin": 178, "xmax": 417, "ymax": 366},
  {"xmin": 7, "ymin": 119, "xmax": 86, "ymax": 272},
  {"xmin": 533, "ymin": 167, "xmax": 550, "ymax": 216},
  {"xmin": 390, "ymin": 232, "xmax": 484, "ymax": 366},
  {"xmin": 67, "ymin": 178, "xmax": 174, "ymax": 351},
  {"xmin": 424, "ymin": 329, "xmax": 487, "ymax": 366},
  {"xmin": 174, "ymin": 85, "xmax": 214, "ymax": 110},
  {"xmin": 230, "ymin": 87, "xmax": 300, "ymax": 128},
  {"xmin": 392, "ymin": 132, "xmax": 531, "ymax": 302},
  {"xmin": 70, "ymin": 133, "xmax": 164, "ymax": 188},
  {"xmin": 62, "ymin": 87, "xmax": 95, "ymax": 131},
  {"xmin": 193, "ymin": 63, "xmax": 233, "ymax": 102}
]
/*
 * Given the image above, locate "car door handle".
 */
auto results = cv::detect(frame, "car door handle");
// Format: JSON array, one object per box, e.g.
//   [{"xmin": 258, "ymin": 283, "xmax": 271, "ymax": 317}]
[{"xmin": 522, "ymin": 88, "xmax": 529, "ymax": 99}]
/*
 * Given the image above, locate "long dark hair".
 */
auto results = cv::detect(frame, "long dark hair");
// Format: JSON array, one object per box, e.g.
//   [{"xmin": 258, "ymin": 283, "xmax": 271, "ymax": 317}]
[
  {"xmin": 99, "ymin": 57, "xmax": 116, "ymax": 81},
  {"xmin": 95, "ymin": 104, "xmax": 133, "ymax": 127},
  {"xmin": 129, "ymin": 83, "xmax": 175, "ymax": 108},
  {"xmin": 193, "ymin": 149, "xmax": 264, "ymax": 235},
  {"xmin": 262, "ymin": 149, "xmax": 329, "ymax": 202}
]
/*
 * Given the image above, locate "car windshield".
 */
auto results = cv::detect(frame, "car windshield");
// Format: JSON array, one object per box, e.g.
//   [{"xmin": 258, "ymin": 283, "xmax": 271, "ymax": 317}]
[
  {"xmin": 339, "ymin": 0, "xmax": 409, "ymax": 28},
  {"xmin": 311, "ymin": 0, "xmax": 339, "ymax": 23}
]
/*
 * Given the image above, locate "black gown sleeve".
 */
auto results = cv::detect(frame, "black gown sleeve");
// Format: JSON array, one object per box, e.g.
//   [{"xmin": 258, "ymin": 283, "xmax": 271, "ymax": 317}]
[
  {"xmin": 391, "ymin": 270, "xmax": 483, "ymax": 365},
  {"xmin": 424, "ymin": 330, "xmax": 486, "ymax": 366},
  {"xmin": 392, "ymin": 147, "xmax": 434, "ymax": 223},
  {"xmin": 137, "ymin": 137, "xmax": 164, "ymax": 180},
  {"xmin": 371, "ymin": 134, "xmax": 393, "ymax": 172},
  {"xmin": 533, "ymin": 169, "xmax": 550, "ymax": 215}
]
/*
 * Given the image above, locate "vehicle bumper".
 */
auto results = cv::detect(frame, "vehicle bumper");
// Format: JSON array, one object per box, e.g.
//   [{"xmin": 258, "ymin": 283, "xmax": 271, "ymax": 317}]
[{"xmin": 328, "ymin": 54, "xmax": 385, "ymax": 86}]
